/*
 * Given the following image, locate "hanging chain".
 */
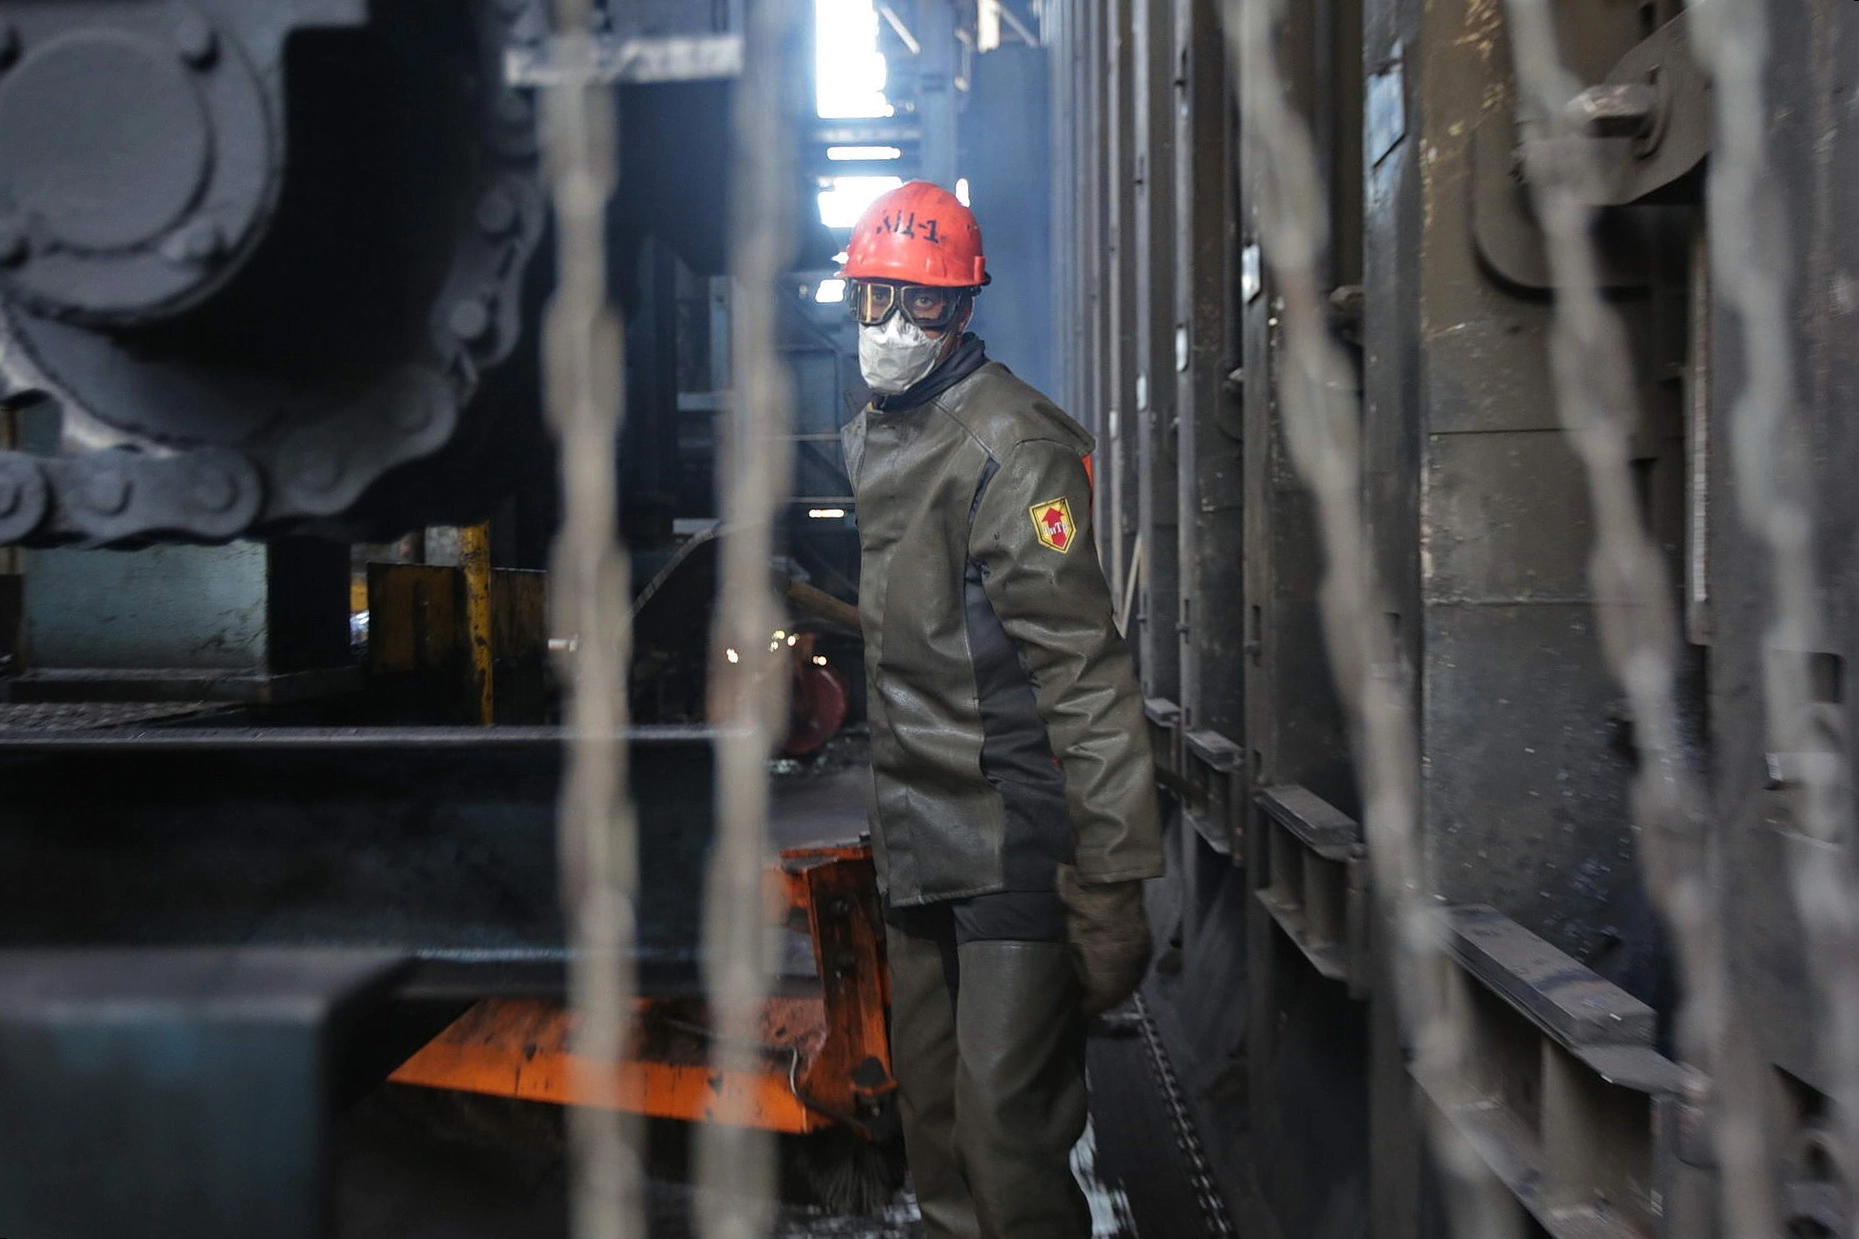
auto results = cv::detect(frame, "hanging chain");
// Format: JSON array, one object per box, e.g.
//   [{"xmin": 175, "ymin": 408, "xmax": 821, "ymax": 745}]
[
  {"xmin": 698, "ymin": 0, "xmax": 801, "ymax": 1236},
  {"xmin": 541, "ymin": 2, "xmax": 641, "ymax": 1236}
]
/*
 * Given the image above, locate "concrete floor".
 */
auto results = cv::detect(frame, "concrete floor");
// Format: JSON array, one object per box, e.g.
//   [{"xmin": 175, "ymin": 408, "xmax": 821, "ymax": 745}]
[{"xmin": 767, "ymin": 734, "xmax": 874, "ymax": 852}]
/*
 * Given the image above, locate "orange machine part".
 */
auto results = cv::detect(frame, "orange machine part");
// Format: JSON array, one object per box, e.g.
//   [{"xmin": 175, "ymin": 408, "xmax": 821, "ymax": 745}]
[
  {"xmin": 389, "ymin": 995, "xmax": 829, "ymax": 1133},
  {"xmin": 390, "ymin": 845, "xmax": 893, "ymax": 1136}
]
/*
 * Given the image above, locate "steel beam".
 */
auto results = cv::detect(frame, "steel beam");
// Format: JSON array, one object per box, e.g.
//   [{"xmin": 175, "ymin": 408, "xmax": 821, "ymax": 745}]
[
  {"xmin": 0, "ymin": 948, "xmax": 406, "ymax": 1239},
  {"xmin": 0, "ymin": 727, "xmax": 717, "ymax": 995},
  {"xmin": 1355, "ymin": 0, "xmax": 1690, "ymax": 1233},
  {"xmin": 504, "ymin": 33, "xmax": 745, "ymax": 86},
  {"xmin": 1170, "ymin": 0, "xmax": 1240, "ymax": 755},
  {"xmin": 1236, "ymin": 0, "xmax": 1368, "ymax": 1232},
  {"xmin": 914, "ymin": 0, "xmax": 958, "ymax": 191},
  {"xmin": 1131, "ymin": 0, "xmax": 1180, "ymax": 710},
  {"xmin": 1104, "ymin": 0, "xmax": 1138, "ymax": 608},
  {"xmin": 1085, "ymin": 0, "xmax": 1108, "ymax": 449}
]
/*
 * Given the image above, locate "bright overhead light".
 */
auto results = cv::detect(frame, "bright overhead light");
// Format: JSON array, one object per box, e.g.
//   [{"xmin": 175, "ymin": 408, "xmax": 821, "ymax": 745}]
[
  {"xmin": 818, "ymin": 175, "xmax": 904, "ymax": 228},
  {"xmin": 808, "ymin": 507, "xmax": 848, "ymax": 519},
  {"xmin": 978, "ymin": 0, "xmax": 1001, "ymax": 52},
  {"xmin": 815, "ymin": 278, "xmax": 847, "ymax": 304},
  {"xmin": 955, "ymin": 177, "xmax": 971, "ymax": 207},
  {"xmin": 827, "ymin": 145, "xmax": 904, "ymax": 161},
  {"xmin": 816, "ymin": 0, "xmax": 894, "ymax": 119}
]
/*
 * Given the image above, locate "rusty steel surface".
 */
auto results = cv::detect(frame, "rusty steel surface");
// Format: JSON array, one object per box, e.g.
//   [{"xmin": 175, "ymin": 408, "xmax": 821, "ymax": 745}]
[
  {"xmin": 389, "ymin": 846, "xmax": 894, "ymax": 1139},
  {"xmin": 387, "ymin": 996, "xmax": 832, "ymax": 1134}
]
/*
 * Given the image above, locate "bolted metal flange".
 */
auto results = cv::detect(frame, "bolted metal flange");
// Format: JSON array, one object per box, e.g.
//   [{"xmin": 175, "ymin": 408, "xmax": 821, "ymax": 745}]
[
  {"xmin": 1565, "ymin": 82, "xmax": 1658, "ymax": 140},
  {"xmin": 171, "ymin": 9, "xmax": 218, "ymax": 69},
  {"xmin": 0, "ymin": 3, "xmax": 287, "ymax": 325},
  {"xmin": 0, "ymin": 0, "xmax": 537, "ymax": 542}
]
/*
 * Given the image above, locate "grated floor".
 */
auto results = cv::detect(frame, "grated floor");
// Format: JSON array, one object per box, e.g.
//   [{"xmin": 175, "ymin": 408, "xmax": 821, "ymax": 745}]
[{"xmin": 0, "ymin": 700, "xmax": 237, "ymax": 732}]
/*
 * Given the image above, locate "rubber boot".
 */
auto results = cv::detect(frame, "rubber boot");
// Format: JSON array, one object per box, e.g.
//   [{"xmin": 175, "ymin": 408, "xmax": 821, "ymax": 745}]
[
  {"xmin": 888, "ymin": 921, "xmax": 983, "ymax": 1239},
  {"xmin": 887, "ymin": 922, "xmax": 1091, "ymax": 1239},
  {"xmin": 952, "ymin": 939, "xmax": 1091, "ymax": 1239}
]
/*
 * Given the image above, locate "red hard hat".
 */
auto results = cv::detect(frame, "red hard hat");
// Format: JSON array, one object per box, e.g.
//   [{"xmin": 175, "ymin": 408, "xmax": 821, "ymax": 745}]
[{"xmin": 841, "ymin": 181, "xmax": 986, "ymax": 288}]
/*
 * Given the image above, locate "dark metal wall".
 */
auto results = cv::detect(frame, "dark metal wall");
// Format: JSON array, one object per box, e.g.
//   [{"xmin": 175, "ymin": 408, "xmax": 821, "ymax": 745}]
[
  {"xmin": 1051, "ymin": 0, "xmax": 1859, "ymax": 1234},
  {"xmin": 1710, "ymin": 0, "xmax": 1859, "ymax": 1221}
]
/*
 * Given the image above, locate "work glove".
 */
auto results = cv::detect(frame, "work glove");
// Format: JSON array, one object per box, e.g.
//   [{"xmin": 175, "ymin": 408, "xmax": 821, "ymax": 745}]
[{"xmin": 1055, "ymin": 863, "xmax": 1154, "ymax": 1017}]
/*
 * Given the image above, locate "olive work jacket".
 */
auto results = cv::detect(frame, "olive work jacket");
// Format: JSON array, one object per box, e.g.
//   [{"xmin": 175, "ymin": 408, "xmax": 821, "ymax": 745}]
[{"xmin": 842, "ymin": 358, "xmax": 1164, "ymax": 906}]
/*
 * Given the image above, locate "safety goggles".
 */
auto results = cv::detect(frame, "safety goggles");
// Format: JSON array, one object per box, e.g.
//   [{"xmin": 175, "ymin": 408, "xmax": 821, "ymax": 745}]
[{"xmin": 848, "ymin": 280, "xmax": 974, "ymax": 330}]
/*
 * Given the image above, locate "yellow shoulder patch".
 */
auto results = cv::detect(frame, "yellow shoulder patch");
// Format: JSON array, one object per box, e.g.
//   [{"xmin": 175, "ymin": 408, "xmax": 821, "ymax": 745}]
[{"xmin": 1029, "ymin": 496, "xmax": 1076, "ymax": 554}]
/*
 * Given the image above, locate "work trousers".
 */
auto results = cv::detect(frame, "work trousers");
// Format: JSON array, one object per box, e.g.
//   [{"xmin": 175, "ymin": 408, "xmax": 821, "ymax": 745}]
[{"xmin": 885, "ymin": 900, "xmax": 1090, "ymax": 1239}]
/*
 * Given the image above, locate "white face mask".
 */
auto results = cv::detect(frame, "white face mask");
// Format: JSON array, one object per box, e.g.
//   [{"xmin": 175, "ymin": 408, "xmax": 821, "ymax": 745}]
[{"xmin": 859, "ymin": 314, "xmax": 946, "ymax": 396}]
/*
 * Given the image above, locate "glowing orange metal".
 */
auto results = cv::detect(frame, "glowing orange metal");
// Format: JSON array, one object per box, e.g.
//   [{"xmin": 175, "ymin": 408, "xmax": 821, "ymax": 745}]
[{"xmin": 389, "ymin": 844, "xmax": 893, "ymax": 1136}]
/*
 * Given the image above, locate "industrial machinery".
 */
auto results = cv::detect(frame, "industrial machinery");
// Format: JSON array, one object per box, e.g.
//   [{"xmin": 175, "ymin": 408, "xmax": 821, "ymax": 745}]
[
  {"xmin": 389, "ymin": 843, "xmax": 894, "ymax": 1139},
  {"xmin": 1057, "ymin": 0, "xmax": 1859, "ymax": 1235},
  {"xmin": 0, "ymin": 2, "xmax": 892, "ymax": 1233},
  {"xmin": 0, "ymin": 0, "xmax": 764, "ymax": 549},
  {"xmin": 0, "ymin": 0, "xmax": 551, "ymax": 545},
  {"xmin": 8, "ymin": 0, "xmax": 1859, "ymax": 1236}
]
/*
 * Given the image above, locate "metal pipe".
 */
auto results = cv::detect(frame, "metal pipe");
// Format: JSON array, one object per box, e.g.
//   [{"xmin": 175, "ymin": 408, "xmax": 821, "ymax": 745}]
[{"xmin": 782, "ymin": 577, "xmax": 862, "ymax": 632}]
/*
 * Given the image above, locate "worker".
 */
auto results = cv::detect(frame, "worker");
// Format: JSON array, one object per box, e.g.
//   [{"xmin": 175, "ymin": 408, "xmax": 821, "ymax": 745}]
[{"xmin": 838, "ymin": 180, "xmax": 1163, "ymax": 1239}]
